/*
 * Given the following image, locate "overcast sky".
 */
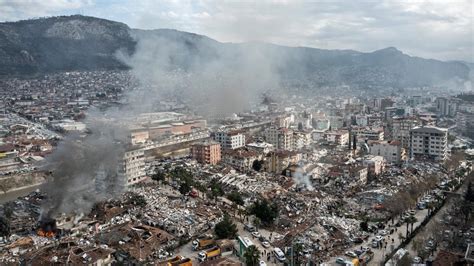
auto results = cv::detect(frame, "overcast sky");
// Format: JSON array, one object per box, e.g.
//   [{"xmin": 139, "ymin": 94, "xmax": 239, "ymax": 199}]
[{"xmin": 1, "ymin": 0, "xmax": 472, "ymax": 61}]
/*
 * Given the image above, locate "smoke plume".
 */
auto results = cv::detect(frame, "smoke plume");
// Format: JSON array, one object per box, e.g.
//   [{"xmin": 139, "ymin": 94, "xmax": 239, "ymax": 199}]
[
  {"xmin": 41, "ymin": 109, "xmax": 127, "ymax": 217},
  {"xmin": 118, "ymin": 30, "xmax": 282, "ymax": 117},
  {"xmin": 41, "ymin": 29, "xmax": 285, "ymax": 218}
]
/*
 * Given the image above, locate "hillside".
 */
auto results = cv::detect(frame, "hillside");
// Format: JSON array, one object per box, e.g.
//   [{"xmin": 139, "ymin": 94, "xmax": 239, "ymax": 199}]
[{"xmin": 0, "ymin": 15, "xmax": 469, "ymax": 87}]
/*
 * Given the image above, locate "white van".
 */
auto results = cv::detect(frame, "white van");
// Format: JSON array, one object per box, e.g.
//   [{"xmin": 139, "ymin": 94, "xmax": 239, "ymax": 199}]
[{"xmin": 273, "ymin": 248, "xmax": 286, "ymax": 262}]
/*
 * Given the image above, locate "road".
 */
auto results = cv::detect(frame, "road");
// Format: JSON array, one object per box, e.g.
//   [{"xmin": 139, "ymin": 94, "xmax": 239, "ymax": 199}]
[
  {"xmin": 173, "ymin": 218, "xmax": 283, "ymax": 265},
  {"xmin": 325, "ymin": 208, "xmax": 429, "ymax": 266},
  {"xmin": 0, "ymin": 183, "xmax": 42, "ymax": 204}
]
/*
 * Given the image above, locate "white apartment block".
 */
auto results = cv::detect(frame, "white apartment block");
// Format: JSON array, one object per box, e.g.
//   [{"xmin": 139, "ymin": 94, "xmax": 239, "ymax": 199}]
[
  {"xmin": 214, "ymin": 130, "xmax": 246, "ymax": 150},
  {"xmin": 122, "ymin": 149, "xmax": 146, "ymax": 186},
  {"xmin": 264, "ymin": 126, "xmax": 294, "ymax": 150},
  {"xmin": 410, "ymin": 126, "xmax": 448, "ymax": 161}
]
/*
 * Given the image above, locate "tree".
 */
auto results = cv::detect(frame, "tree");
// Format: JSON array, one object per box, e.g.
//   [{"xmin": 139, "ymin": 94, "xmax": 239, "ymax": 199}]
[
  {"xmin": 253, "ymin": 217, "xmax": 261, "ymax": 230},
  {"xmin": 3, "ymin": 204, "xmax": 13, "ymax": 219},
  {"xmin": 252, "ymin": 160, "xmax": 263, "ymax": 172},
  {"xmin": 250, "ymin": 199, "xmax": 279, "ymax": 226},
  {"xmin": 151, "ymin": 169, "xmax": 166, "ymax": 182},
  {"xmin": 0, "ymin": 217, "xmax": 10, "ymax": 237},
  {"xmin": 179, "ymin": 182, "xmax": 191, "ymax": 195},
  {"xmin": 126, "ymin": 192, "xmax": 147, "ymax": 207},
  {"xmin": 465, "ymin": 182, "xmax": 474, "ymax": 202},
  {"xmin": 360, "ymin": 220, "xmax": 369, "ymax": 232},
  {"xmin": 227, "ymin": 191, "xmax": 244, "ymax": 206},
  {"xmin": 292, "ymin": 242, "xmax": 304, "ymax": 265},
  {"xmin": 244, "ymin": 245, "xmax": 260, "ymax": 266},
  {"xmin": 210, "ymin": 182, "xmax": 225, "ymax": 198},
  {"xmin": 407, "ymin": 216, "xmax": 418, "ymax": 234},
  {"xmin": 214, "ymin": 214, "xmax": 238, "ymax": 239}
]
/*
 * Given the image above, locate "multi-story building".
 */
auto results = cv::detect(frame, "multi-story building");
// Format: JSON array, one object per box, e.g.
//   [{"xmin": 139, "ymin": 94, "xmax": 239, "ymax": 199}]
[
  {"xmin": 436, "ymin": 97, "xmax": 458, "ymax": 117},
  {"xmin": 246, "ymin": 142, "xmax": 274, "ymax": 154},
  {"xmin": 191, "ymin": 141, "xmax": 221, "ymax": 165},
  {"xmin": 122, "ymin": 149, "xmax": 146, "ymax": 186},
  {"xmin": 456, "ymin": 112, "xmax": 474, "ymax": 138},
  {"xmin": 324, "ymin": 130, "xmax": 349, "ymax": 146},
  {"xmin": 368, "ymin": 140, "xmax": 404, "ymax": 164},
  {"xmin": 390, "ymin": 116, "xmax": 421, "ymax": 148},
  {"xmin": 222, "ymin": 148, "xmax": 259, "ymax": 172},
  {"xmin": 264, "ymin": 126, "xmax": 294, "ymax": 150},
  {"xmin": 351, "ymin": 126, "xmax": 384, "ymax": 144},
  {"xmin": 329, "ymin": 116, "xmax": 344, "ymax": 129},
  {"xmin": 293, "ymin": 130, "xmax": 312, "ymax": 149},
  {"xmin": 264, "ymin": 150, "xmax": 301, "ymax": 174},
  {"xmin": 410, "ymin": 126, "xmax": 448, "ymax": 161},
  {"xmin": 214, "ymin": 130, "xmax": 246, "ymax": 150}
]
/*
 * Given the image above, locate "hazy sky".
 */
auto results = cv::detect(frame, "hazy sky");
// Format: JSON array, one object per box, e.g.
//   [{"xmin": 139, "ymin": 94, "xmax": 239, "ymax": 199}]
[{"xmin": 1, "ymin": 0, "xmax": 472, "ymax": 61}]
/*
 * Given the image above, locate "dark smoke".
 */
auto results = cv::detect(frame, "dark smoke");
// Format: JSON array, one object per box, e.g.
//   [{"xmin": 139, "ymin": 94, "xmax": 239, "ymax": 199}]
[{"xmin": 40, "ymin": 109, "xmax": 127, "ymax": 218}]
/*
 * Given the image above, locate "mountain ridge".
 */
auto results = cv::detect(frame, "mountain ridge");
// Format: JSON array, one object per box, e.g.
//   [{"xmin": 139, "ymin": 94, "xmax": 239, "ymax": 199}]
[{"xmin": 0, "ymin": 15, "xmax": 469, "ymax": 88}]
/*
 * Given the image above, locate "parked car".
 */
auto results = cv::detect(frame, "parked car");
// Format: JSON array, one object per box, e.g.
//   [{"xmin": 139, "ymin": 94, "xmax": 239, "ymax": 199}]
[
  {"xmin": 244, "ymin": 224, "xmax": 256, "ymax": 232},
  {"xmin": 261, "ymin": 241, "xmax": 271, "ymax": 248},
  {"xmin": 380, "ymin": 230, "xmax": 389, "ymax": 236},
  {"xmin": 371, "ymin": 240, "xmax": 379, "ymax": 248},
  {"xmin": 251, "ymin": 231, "xmax": 261, "ymax": 238},
  {"xmin": 344, "ymin": 251, "xmax": 357, "ymax": 258},
  {"xmin": 375, "ymin": 235, "xmax": 384, "ymax": 242},
  {"xmin": 336, "ymin": 257, "xmax": 347, "ymax": 265},
  {"xmin": 413, "ymin": 256, "xmax": 422, "ymax": 264}
]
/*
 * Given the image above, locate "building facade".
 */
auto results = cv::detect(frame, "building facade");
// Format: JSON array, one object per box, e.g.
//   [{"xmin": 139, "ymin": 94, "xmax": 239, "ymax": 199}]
[
  {"xmin": 214, "ymin": 130, "xmax": 246, "ymax": 150},
  {"xmin": 191, "ymin": 141, "xmax": 221, "ymax": 165},
  {"xmin": 390, "ymin": 117, "xmax": 421, "ymax": 148},
  {"xmin": 264, "ymin": 126, "xmax": 294, "ymax": 150},
  {"xmin": 368, "ymin": 140, "xmax": 404, "ymax": 164},
  {"xmin": 122, "ymin": 149, "xmax": 146, "ymax": 186},
  {"xmin": 410, "ymin": 126, "xmax": 448, "ymax": 161}
]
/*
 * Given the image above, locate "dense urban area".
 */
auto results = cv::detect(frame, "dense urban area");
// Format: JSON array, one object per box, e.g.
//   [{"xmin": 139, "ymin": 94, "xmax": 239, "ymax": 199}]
[{"xmin": 0, "ymin": 70, "xmax": 473, "ymax": 266}]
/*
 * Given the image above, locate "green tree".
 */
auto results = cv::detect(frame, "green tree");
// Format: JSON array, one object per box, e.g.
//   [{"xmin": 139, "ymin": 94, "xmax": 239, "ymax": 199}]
[
  {"xmin": 126, "ymin": 192, "xmax": 147, "ymax": 207},
  {"xmin": 179, "ymin": 182, "xmax": 191, "ymax": 195},
  {"xmin": 214, "ymin": 214, "xmax": 238, "ymax": 239},
  {"xmin": 244, "ymin": 245, "xmax": 260, "ymax": 266},
  {"xmin": 151, "ymin": 169, "xmax": 166, "ymax": 182},
  {"xmin": 292, "ymin": 242, "xmax": 304, "ymax": 265},
  {"xmin": 250, "ymin": 199, "xmax": 279, "ymax": 226},
  {"xmin": 210, "ymin": 182, "xmax": 225, "ymax": 198},
  {"xmin": 227, "ymin": 191, "xmax": 244, "ymax": 206}
]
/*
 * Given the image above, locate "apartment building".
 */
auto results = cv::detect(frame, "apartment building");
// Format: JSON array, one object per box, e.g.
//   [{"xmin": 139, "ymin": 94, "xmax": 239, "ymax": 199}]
[
  {"xmin": 410, "ymin": 126, "xmax": 448, "ymax": 161},
  {"xmin": 191, "ymin": 141, "xmax": 221, "ymax": 165},
  {"xmin": 214, "ymin": 130, "xmax": 246, "ymax": 150},
  {"xmin": 368, "ymin": 140, "xmax": 404, "ymax": 164},
  {"xmin": 122, "ymin": 149, "xmax": 146, "ymax": 186},
  {"xmin": 264, "ymin": 126, "xmax": 294, "ymax": 150},
  {"xmin": 390, "ymin": 117, "xmax": 421, "ymax": 148}
]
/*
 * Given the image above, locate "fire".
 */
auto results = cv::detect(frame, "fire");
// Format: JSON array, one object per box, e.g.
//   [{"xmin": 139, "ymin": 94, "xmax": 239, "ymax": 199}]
[{"xmin": 37, "ymin": 229, "xmax": 55, "ymax": 238}]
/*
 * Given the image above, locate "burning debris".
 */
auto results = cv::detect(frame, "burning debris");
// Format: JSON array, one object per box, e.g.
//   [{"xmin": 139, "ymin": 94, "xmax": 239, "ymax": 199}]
[{"xmin": 37, "ymin": 217, "xmax": 58, "ymax": 238}]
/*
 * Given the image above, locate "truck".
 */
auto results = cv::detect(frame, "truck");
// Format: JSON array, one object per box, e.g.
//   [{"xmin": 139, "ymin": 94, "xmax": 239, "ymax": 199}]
[
  {"xmin": 169, "ymin": 258, "xmax": 192, "ymax": 266},
  {"xmin": 192, "ymin": 237, "xmax": 216, "ymax": 251},
  {"xmin": 164, "ymin": 256, "xmax": 183, "ymax": 265},
  {"xmin": 198, "ymin": 246, "xmax": 221, "ymax": 262}
]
